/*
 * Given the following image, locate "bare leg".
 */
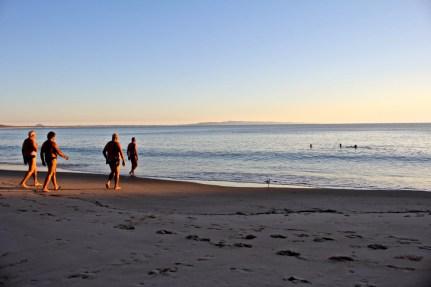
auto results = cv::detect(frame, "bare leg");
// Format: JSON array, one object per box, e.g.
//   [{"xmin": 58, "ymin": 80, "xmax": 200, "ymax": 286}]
[
  {"xmin": 43, "ymin": 159, "xmax": 57, "ymax": 192},
  {"xmin": 33, "ymin": 163, "xmax": 41, "ymax": 187},
  {"xmin": 20, "ymin": 158, "xmax": 36, "ymax": 188},
  {"xmin": 106, "ymin": 162, "xmax": 115, "ymax": 189},
  {"xmin": 52, "ymin": 170, "xmax": 59, "ymax": 190},
  {"xmin": 114, "ymin": 164, "xmax": 121, "ymax": 190},
  {"xmin": 43, "ymin": 162, "xmax": 54, "ymax": 192},
  {"xmin": 130, "ymin": 160, "xmax": 137, "ymax": 176}
]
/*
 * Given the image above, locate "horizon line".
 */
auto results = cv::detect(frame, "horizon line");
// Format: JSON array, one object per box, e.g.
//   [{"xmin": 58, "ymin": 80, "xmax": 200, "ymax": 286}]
[{"xmin": 1, "ymin": 120, "xmax": 431, "ymax": 128}]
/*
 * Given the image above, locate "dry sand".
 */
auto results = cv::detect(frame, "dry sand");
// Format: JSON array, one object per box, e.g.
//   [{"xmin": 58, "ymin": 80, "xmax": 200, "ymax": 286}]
[{"xmin": 0, "ymin": 169, "xmax": 430, "ymax": 287}]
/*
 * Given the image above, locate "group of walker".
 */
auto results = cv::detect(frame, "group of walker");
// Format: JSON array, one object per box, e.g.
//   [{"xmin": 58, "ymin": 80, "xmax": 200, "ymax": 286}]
[{"xmin": 19, "ymin": 131, "xmax": 137, "ymax": 192}]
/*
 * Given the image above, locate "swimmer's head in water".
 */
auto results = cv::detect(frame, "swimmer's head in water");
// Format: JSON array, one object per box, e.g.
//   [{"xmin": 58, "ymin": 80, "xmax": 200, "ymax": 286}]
[
  {"xmin": 112, "ymin": 133, "xmax": 119, "ymax": 141},
  {"xmin": 28, "ymin": 130, "xmax": 36, "ymax": 138},
  {"xmin": 131, "ymin": 137, "xmax": 136, "ymax": 142},
  {"xmin": 47, "ymin": 131, "xmax": 56, "ymax": 140}
]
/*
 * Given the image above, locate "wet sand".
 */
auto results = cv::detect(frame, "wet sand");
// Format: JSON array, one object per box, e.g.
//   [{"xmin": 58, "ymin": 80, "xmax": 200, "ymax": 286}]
[{"xmin": 0, "ymin": 169, "xmax": 430, "ymax": 287}]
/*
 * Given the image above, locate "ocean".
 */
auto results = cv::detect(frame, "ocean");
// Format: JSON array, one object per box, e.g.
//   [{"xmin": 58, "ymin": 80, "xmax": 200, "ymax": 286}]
[{"xmin": 0, "ymin": 123, "xmax": 430, "ymax": 191}]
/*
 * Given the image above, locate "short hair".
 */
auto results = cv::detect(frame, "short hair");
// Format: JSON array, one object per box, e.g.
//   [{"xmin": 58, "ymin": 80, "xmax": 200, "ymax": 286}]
[
  {"xmin": 47, "ymin": 131, "xmax": 56, "ymax": 140},
  {"xmin": 131, "ymin": 137, "xmax": 136, "ymax": 142},
  {"xmin": 28, "ymin": 130, "xmax": 35, "ymax": 137},
  {"xmin": 112, "ymin": 133, "xmax": 119, "ymax": 141}
]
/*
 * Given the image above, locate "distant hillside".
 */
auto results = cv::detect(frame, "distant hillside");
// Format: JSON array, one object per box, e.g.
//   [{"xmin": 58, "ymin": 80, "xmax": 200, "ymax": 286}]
[
  {"xmin": 0, "ymin": 124, "xmax": 45, "ymax": 128},
  {"xmin": 192, "ymin": 121, "xmax": 294, "ymax": 126}
]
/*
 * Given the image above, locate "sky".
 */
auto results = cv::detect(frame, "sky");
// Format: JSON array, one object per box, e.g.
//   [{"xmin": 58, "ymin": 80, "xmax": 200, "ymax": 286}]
[{"xmin": 1, "ymin": 0, "xmax": 430, "ymax": 125}]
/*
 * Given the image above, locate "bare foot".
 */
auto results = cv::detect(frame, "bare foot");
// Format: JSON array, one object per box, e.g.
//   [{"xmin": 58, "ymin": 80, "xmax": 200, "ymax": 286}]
[
  {"xmin": 114, "ymin": 186, "xmax": 122, "ymax": 191},
  {"xmin": 105, "ymin": 182, "xmax": 110, "ymax": 189},
  {"xmin": 35, "ymin": 182, "xmax": 43, "ymax": 187},
  {"xmin": 20, "ymin": 183, "xmax": 30, "ymax": 189},
  {"xmin": 54, "ymin": 186, "xmax": 61, "ymax": 191},
  {"xmin": 42, "ymin": 189, "xmax": 50, "ymax": 193}
]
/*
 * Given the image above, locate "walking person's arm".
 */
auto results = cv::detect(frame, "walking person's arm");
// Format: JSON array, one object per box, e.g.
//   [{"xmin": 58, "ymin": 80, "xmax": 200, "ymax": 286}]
[
  {"xmin": 22, "ymin": 141, "xmax": 26, "ymax": 164},
  {"xmin": 103, "ymin": 144, "xmax": 108, "ymax": 163},
  {"xmin": 134, "ymin": 144, "xmax": 138, "ymax": 161},
  {"xmin": 40, "ymin": 143, "xmax": 46, "ymax": 166},
  {"xmin": 53, "ymin": 142, "xmax": 69, "ymax": 160},
  {"xmin": 118, "ymin": 143, "xmax": 126, "ymax": 166},
  {"xmin": 127, "ymin": 144, "xmax": 131, "ymax": 161}
]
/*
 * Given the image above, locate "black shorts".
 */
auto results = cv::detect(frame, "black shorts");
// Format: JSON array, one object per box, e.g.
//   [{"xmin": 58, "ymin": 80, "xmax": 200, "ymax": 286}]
[
  {"xmin": 23, "ymin": 155, "xmax": 35, "ymax": 165},
  {"xmin": 107, "ymin": 159, "xmax": 120, "ymax": 167}
]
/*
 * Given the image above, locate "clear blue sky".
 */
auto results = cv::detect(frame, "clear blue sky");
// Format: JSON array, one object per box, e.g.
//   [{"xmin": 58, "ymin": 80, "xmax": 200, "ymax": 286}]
[{"xmin": 1, "ymin": 0, "xmax": 430, "ymax": 125}]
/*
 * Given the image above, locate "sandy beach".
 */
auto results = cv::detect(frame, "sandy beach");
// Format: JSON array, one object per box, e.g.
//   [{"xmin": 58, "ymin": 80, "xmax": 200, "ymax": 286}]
[{"xmin": 0, "ymin": 169, "xmax": 430, "ymax": 287}]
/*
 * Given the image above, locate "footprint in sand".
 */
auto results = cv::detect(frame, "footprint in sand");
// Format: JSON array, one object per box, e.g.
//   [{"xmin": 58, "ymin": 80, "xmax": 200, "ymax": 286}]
[
  {"xmin": 354, "ymin": 282, "xmax": 377, "ymax": 287},
  {"xmin": 114, "ymin": 224, "xmax": 135, "ymax": 230},
  {"xmin": 252, "ymin": 226, "xmax": 265, "ymax": 232},
  {"xmin": 387, "ymin": 235, "xmax": 420, "ymax": 245},
  {"xmin": 313, "ymin": 237, "xmax": 335, "ymax": 242},
  {"xmin": 418, "ymin": 246, "xmax": 431, "ymax": 251},
  {"xmin": 156, "ymin": 230, "xmax": 176, "ymax": 235},
  {"xmin": 270, "ymin": 234, "xmax": 287, "ymax": 239},
  {"xmin": 287, "ymin": 228, "xmax": 306, "ymax": 232},
  {"xmin": 346, "ymin": 234, "xmax": 363, "ymax": 239},
  {"xmin": 276, "ymin": 250, "xmax": 302, "ymax": 258},
  {"xmin": 284, "ymin": 276, "xmax": 311, "ymax": 284},
  {"xmin": 386, "ymin": 264, "xmax": 415, "ymax": 271},
  {"xmin": 241, "ymin": 234, "xmax": 256, "ymax": 240},
  {"xmin": 1, "ymin": 258, "xmax": 28, "ymax": 268},
  {"xmin": 394, "ymin": 255, "xmax": 423, "ymax": 262},
  {"xmin": 186, "ymin": 235, "xmax": 210, "ymax": 242},
  {"xmin": 197, "ymin": 255, "xmax": 214, "ymax": 261},
  {"xmin": 67, "ymin": 274, "xmax": 91, "ymax": 279},
  {"xmin": 233, "ymin": 243, "xmax": 253, "ymax": 248},
  {"xmin": 174, "ymin": 262, "xmax": 194, "ymax": 267},
  {"xmin": 67, "ymin": 270, "xmax": 98, "ymax": 280},
  {"xmin": 367, "ymin": 244, "xmax": 387, "ymax": 250},
  {"xmin": 148, "ymin": 267, "xmax": 178, "ymax": 276},
  {"xmin": 230, "ymin": 267, "xmax": 252, "ymax": 273},
  {"xmin": 212, "ymin": 241, "xmax": 228, "ymax": 248},
  {"xmin": 328, "ymin": 256, "xmax": 354, "ymax": 262}
]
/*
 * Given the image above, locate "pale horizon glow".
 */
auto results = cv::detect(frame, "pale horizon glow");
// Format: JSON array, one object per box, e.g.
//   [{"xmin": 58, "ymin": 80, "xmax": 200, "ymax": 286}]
[{"xmin": 1, "ymin": 0, "xmax": 431, "ymax": 125}]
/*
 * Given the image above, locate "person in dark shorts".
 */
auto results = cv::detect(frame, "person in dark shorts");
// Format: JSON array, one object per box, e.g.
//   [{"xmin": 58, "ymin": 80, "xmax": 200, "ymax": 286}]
[
  {"xmin": 19, "ymin": 130, "xmax": 42, "ymax": 188},
  {"xmin": 103, "ymin": 133, "xmax": 125, "ymax": 190},
  {"xmin": 127, "ymin": 137, "xmax": 138, "ymax": 177},
  {"xmin": 40, "ymin": 131, "xmax": 69, "ymax": 192}
]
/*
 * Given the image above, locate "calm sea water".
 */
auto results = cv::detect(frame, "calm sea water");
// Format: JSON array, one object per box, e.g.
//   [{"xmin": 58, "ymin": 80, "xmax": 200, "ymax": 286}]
[{"xmin": 0, "ymin": 124, "xmax": 430, "ymax": 191}]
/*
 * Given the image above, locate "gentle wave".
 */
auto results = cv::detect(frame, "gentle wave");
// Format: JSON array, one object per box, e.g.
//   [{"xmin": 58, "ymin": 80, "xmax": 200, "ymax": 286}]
[{"xmin": 1, "ymin": 124, "xmax": 430, "ymax": 191}]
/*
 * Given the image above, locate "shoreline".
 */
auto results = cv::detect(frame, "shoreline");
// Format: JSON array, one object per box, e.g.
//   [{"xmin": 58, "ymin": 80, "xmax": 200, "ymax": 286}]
[{"xmin": 0, "ymin": 168, "xmax": 429, "ymax": 193}]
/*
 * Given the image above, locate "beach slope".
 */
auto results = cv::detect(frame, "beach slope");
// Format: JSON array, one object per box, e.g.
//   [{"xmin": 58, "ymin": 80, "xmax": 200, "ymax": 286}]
[{"xmin": 0, "ymin": 170, "xmax": 430, "ymax": 287}]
